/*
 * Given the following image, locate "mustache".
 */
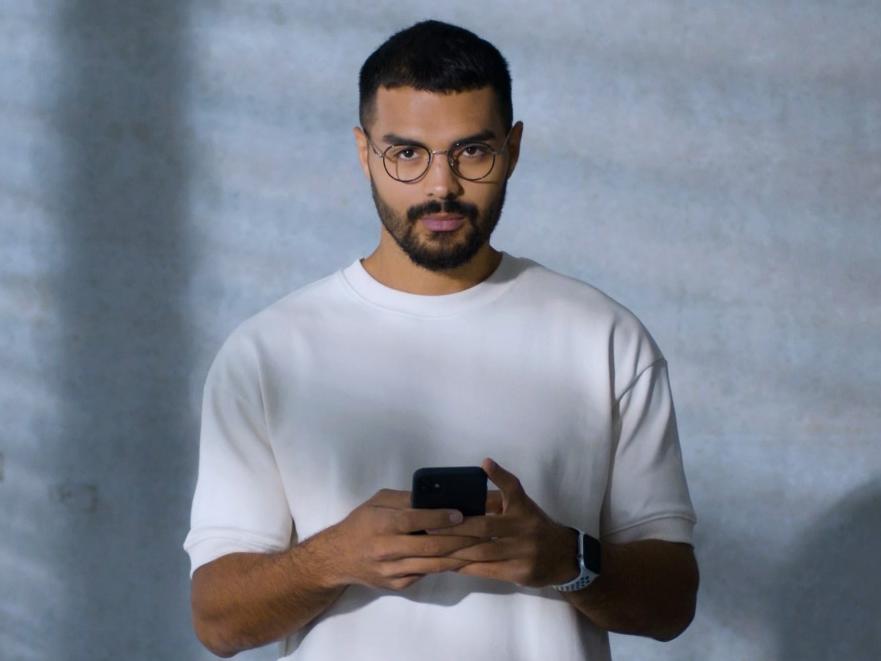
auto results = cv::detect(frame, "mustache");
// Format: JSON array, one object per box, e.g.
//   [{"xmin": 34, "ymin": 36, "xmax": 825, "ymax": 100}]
[{"xmin": 407, "ymin": 199, "xmax": 478, "ymax": 223}]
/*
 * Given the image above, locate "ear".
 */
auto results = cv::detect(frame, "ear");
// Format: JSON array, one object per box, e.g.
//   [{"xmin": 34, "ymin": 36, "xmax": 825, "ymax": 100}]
[
  {"xmin": 504, "ymin": 121, "xmax": 524, "ymax": 179},
  {"xmin": 353, "ymin": 126, "xmax": 371, "ymax": 180}
]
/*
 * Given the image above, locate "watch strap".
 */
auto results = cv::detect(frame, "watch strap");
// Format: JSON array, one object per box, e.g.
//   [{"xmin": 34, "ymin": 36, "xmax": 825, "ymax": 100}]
[{"xmin": 552, "ymin": 527, "xmax": 601, "ymax": 592}]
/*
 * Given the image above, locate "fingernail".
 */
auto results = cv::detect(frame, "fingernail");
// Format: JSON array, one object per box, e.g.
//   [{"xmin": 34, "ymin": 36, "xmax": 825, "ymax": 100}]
[{"xmin": 450, "ymin": 511, "xmax": 463, "ymax": 523}]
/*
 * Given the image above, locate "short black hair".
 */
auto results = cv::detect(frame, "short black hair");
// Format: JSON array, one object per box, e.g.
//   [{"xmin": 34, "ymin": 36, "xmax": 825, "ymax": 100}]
[{"xmin": 358, "ymin": 20, "xmax": 513, "ymax": 132}]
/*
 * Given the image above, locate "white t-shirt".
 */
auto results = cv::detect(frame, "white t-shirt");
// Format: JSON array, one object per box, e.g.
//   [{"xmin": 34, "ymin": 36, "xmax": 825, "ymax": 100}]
[{"xmin": 183, "ymin": 251, "xmax": 696, "ymax": 661}]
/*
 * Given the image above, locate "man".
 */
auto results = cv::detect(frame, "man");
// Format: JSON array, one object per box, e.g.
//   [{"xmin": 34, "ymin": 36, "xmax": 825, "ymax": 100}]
[{"xmin": 184, "ymin": 19, "xmax": 698, "ymax": 661}]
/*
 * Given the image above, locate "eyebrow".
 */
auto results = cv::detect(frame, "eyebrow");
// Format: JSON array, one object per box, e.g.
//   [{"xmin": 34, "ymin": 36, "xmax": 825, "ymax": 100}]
[{"xmin": 380, "ymin": 129, "xmax": 497, "ymax": 147}]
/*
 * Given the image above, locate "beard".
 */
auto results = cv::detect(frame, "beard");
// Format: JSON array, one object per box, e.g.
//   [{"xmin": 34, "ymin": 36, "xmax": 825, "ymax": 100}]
[{"xmin": 369, "ymin": 175, "xmax": 507, "ymax": 272}]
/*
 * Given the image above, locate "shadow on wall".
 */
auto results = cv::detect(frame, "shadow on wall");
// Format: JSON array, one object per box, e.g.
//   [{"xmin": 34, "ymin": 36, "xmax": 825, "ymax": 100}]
[
  {"xmin": 775, "ymin": 478, "xmax": 881, "ymax": 660},
  {"xmin": 47, "ymin": 2, "xmax": 197, "ymax": 658}
]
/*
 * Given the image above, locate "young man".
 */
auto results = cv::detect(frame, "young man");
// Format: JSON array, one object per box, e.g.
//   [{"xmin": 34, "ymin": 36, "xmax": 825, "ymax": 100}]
[{"xmin": 184, "ymin": 20, "xmax": 698, "ymax": 660}]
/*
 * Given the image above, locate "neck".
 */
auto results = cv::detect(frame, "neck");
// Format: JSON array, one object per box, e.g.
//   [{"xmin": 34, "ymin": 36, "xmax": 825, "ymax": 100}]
[{"xmin": 360, "ymin": 241, "xmax": 503, "ymax": 295}]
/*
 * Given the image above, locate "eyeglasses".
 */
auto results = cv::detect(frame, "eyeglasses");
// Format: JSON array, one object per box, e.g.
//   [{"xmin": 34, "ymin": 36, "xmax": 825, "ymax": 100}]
[{"xmin": 363, "ymin": 126, "xmax": 515, "ymax": 183}]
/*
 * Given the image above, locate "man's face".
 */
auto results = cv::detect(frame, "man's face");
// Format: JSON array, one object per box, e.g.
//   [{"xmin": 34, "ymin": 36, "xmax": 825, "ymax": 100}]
[{"xmin": 356, "ymin": 86, "xmax": 521, "ymax": 272}]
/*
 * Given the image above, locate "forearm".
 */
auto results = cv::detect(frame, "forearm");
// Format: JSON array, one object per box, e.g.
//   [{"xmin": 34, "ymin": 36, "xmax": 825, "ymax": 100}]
[
  {"xmin": 191, "ymin": 524, "xmax": 348, "ymax": 657},
  {"xmin": 561, "ymin": 538, "xmax": 699, "ymax": 641}
]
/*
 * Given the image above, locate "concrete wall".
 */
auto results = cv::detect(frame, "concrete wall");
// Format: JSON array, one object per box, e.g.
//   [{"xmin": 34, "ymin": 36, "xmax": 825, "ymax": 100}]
[{"xmin": 1, "ymin": 2, "xmax": 879, "ymax": 659}]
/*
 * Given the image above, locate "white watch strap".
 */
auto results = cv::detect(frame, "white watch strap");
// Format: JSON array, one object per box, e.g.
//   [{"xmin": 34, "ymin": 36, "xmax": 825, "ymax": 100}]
[{"xmin": 552, "ymin": 527, "xmax": 600, "ymax": 592}]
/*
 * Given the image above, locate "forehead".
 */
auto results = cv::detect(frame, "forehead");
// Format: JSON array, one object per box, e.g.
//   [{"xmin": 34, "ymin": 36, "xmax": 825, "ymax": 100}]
[{"xmin": 370, "ymin": 86, "xmax": 503, "ymax": 141}]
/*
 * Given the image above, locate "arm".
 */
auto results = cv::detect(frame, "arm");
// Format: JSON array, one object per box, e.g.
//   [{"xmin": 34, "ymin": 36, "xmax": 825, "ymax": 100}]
[
  {"xmin": 578, "ymin": 353, "xmax": 698, "ymax": 639},
  {"xmin": 442, "ymin": 460, "xmax": 698, "ymax": 641},
  {"xmin": 560, "ymin": 535, "xmax": 699, "ymax": 641},
  {"xmin": 191, "ymin": 525, "xmax": 346, "ymax": 658},
  {"xmin": 187, "ymin": 343, "xmax": 478, "ymax": 654},
  {"xmin": 191, "ymin": 491, "xmax": 483, "ymax": 657}
]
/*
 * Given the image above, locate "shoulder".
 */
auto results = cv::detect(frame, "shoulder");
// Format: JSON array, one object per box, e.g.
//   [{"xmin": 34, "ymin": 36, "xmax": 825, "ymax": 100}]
[
  {"xmin": 514, "ymin": 256, "xmax": 665, "ymax": 392},
  {"xmin": 205, "ymin": 267, "xmax": 343, "ymax": 396}
]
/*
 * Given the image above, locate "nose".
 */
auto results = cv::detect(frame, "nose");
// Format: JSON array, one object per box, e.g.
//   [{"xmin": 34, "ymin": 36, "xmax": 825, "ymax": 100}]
[{"xmin": 422, "ymin": 152, "xmax": 464, "ymax": 198}]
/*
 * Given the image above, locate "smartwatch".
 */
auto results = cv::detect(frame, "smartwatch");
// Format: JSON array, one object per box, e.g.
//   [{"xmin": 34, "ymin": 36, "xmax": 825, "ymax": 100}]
[{"xmin": 552, "ymin": 527, "xmax": 602, "ymax": 592}]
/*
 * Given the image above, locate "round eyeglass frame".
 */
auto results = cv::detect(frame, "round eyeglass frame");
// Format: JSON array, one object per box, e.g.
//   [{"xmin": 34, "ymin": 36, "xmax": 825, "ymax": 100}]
[{"xmin": 362, "ymin": 125, "xmax": 515, "ymax": 183}]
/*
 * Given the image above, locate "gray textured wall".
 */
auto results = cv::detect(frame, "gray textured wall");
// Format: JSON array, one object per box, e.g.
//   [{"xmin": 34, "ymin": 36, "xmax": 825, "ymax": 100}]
[{"xmin": 1, "ymin": 2, "xmax": 879, "ymax": 660}]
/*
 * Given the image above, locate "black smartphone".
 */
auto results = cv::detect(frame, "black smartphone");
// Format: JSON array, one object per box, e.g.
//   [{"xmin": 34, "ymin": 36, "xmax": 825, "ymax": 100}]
[{"xmin": 409, "ymin": 466, "xmax": 487, "ymax": 534}]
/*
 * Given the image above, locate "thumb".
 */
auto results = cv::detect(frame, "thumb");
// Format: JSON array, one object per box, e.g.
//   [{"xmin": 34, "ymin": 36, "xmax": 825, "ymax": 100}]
[{"xmin": 481, "ymin": 458, "xmax": 524, "ymax": 507}]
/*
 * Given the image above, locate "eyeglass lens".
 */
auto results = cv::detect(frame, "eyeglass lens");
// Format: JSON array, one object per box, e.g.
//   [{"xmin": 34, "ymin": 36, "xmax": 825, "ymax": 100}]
[{"xmin": 384, "ymin": 143, "xmax": 497, "ymax": 182}]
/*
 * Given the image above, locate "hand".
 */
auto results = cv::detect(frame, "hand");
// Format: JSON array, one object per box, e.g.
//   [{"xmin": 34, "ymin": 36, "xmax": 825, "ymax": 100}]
[
  {"xmin": 326, "ymin": 488, "xmax": 491, "ymax": 592},
  {"xmin": 427, "ymin": 458, "xmax": 579, "ymax": 589}
]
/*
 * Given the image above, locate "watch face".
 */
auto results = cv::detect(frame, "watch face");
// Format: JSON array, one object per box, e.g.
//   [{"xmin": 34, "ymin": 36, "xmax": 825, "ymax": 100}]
[{"xmin": 583, "ymin": 534, "xmax": 602, "ymax": 574}]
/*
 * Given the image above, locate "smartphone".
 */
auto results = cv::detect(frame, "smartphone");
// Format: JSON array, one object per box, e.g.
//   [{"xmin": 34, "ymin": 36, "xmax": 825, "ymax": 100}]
[{"xmin": 409, "ymin": 466, "xmax": 487, "ymax": 534}]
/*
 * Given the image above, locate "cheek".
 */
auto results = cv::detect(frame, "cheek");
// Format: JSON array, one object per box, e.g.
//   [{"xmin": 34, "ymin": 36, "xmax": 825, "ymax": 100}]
[
  {"xmin": 466, "ymin": 185, "xmax": 501, "ymax": 212},
  {"xmin": 392, "ymin": 189, "xmax": 419, "ymax": 209},
  {"xmin": 374, "ymin": 181, "xmax": 409, "ymax": 211}
]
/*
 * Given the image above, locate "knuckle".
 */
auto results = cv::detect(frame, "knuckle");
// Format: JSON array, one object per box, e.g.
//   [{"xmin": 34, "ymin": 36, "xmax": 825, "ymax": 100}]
[
  {"xmin": 370, "ymin": 540, "xmax": 393, "ymax": 562},
  {"xmin": 392, "ymin": 510, "xmax": 408, "ymax": 531}
]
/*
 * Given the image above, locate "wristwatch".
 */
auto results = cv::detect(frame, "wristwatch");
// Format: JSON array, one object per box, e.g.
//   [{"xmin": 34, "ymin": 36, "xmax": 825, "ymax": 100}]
[{"xmin": 552, "ymin": 527, "xmax": 602, "ymax": 592}]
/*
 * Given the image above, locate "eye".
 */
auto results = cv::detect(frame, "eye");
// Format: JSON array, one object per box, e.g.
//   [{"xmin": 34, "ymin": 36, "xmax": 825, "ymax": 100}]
[
  {"xmin": 459, "ymin": 143, "xmax": 491, "ymax": 158},
  {"xmin": 388, "ymin": 146, "xmax": 422, "ymax": 161}
]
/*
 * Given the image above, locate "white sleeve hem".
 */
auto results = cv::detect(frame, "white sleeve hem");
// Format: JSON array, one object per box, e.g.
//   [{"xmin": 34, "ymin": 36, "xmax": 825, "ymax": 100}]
[
  {"xmin": 184, "ymin": 527, "xmax": 290, "ymax": 578},
  {"xmin": 600, "ymin": 515, "xmax": 695, "ymax": 545}
]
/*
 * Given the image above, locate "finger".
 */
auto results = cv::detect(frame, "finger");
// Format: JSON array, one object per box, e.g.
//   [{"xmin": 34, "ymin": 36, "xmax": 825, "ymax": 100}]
[
  {"xmin": 455, "ymin": 560, "xmax": 515, "ymax": 582},
  {"xmin": 383, "ymin": 556, "xmax": 470, "ymax": 578},
  {"xmin": 430, "ymin": 514, "xmax": 522, "ymax": 539},
  {"xmin": 425, "ymin": 492, "xmax": 502, "ymax": 530},
  {"xmin": 398, "ymin": 534, "xmax": 483, "ymax": 558},
  {"xmin": 446, "ymin": 537, "xmax": 514, "ymax": 563},
  {"xmin": 368, "ymin": 489, "xmax": 412, "ymax": 509},
  {"xmin": 486, "ymin": 490, "xmax": 503, "ymax": 514},
  {"xmin": 395, "ymin": 508, "xmax": 464, "ymax": 534},
  {"xmin": 481, "ymin": 458, "xmax": 526, "ymax": 509}
]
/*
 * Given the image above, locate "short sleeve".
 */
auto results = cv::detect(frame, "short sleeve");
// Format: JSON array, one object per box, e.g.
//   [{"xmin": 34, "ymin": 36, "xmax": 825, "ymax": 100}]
[
  {"xmin": 182, "ymin": 334, "xmax": 293, "ymax": 577},
  {"xmin": 600, "ymin": 358, "xmax": 697, "ymax": 545}
]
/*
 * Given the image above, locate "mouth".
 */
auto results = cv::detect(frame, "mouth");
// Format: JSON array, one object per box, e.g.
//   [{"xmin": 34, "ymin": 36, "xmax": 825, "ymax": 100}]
[{"xmin": 421, "ymin": 214, "xmax": 465, "ymax": 232}]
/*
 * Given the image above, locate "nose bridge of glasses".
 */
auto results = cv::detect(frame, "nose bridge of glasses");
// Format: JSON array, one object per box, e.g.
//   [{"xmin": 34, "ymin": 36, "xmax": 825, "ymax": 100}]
[
  {"xmin": 431, "ymin": 146, "xmax": 459, "ymax": 175},
  {"xmin": 422, "ymin": 146, "xmax": 462, "ymax": 189}
]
